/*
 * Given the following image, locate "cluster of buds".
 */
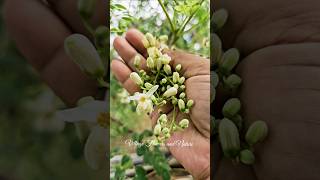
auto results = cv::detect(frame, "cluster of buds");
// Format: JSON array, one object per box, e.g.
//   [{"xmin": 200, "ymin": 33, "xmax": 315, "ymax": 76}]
[
  {"xmin": 212, "ymin": 9, "xmax": 268, "ymax": 165},
  {"xmin": 128, "ymin": 33, "xmax": 193, "ymax": 145}
]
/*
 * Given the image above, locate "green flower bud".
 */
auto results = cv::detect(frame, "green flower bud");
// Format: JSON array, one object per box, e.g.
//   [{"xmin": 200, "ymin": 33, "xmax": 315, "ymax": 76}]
[
  {"xmin": 94, "ymin": 26, "xmax": 109, "ymax": 48},
  {"xmin": 164, "ymin": 64, "xmax": 172, "ymax": 75},
  {"xmin": 179, "ymin": 92, "xmax": 186, "ymax": 99},
  {"xmin": 78, "ymin": 0, "xmax": 96, "ymax": 20},
  {"xmin": 211, "ymin": 71, "xmax": 219, "ymax": 88},
  {"xmin": 144, "ymin": 82, "xmax": 153, "ymax": 89},
  {"xmin": 146, "ymin": 33, "xmax": 156, "ymax": 47},
  {"xmin": 224, "ymin": 74, "xmax": 242, "ymax": 90},
  {"xmin": 162, "ymin": 127, "xmax": 169, "ymax": 134},
  {"xmin": 159, "ymin": 35, "xmax": 168, "ymax": 43},
  {"xmin": 171, "ymin": 97, "xmax": 178, "ymax": 105},
  {"xmin": 151, "ymin": 95, "xmax": 156, "ymax": 102},
  {"xmin": 158, "ymin": 114, "xmax": 167, "ymax": 124},
  {"xmin": 130, "ymin": 72, "xmax": 143, "ymax": 85},
  {"xmin": 179, "ymin": 85, "xmax": 185, "ymax": 90},
  {"xmin": 161, "ymin": 78, "xmax": 167, "ymax": 84},
  {"xmin": 179, "ymin": 119, "xmax": 189, "ymax": 129},
  {"xmin": 166, "ymin": 85, "xmax": 171, "ymax": 89},
  {"xmin": 212, "ymin": 9, "xmax": 228, "ymax": 30},
  {"xmin": 161, "ymin": 86, "xmax": 166, "ymax": 92},
  {"xmin": 160, "ymin": 54, "xmax": 171, "ymax": 64},
  {"xmin": 164, "ymin": 133, "xmax": 171, "ymax": 139},
  {"xmin": 212, "ymin": 33, "xmax": 222, "ymax": 63},
  {"xmin": 163, "ymin": 87, "xmax": 178, "ymax": 97},
  {"xmin": 134, "ymin": 55, "xmax": 141, "ymax": 68},
  {"xmin": 179, "ymin": 77, "xmax": 185, "ymax": 84},
  {"xmin": 154, "ymin": 124, "xmax": 161, "ymax": 136},
  {"xmin": 147, "ymin": 57, "xmax": 155, "ymax": 69},
  {"xmin": 174, "ymin": 84, "xmax": 179, "ymax": 89},
  {"xmin": 239, "ymin": 149, "xmax": 255, "ymax": 165},
  {"xmin": 184, "ymin": 109, "xmax": 190, "ymax": 114},
  {"xmin": 173, "ymin": 72, "xmax": 180, "ymax": 83},
  {"xmin": 187, "ymin": 100, "xmax": 194, "ymax": 108},
  {"xmin": 245, "ymin": 121, "xmax": 268, "ymax": 146},
  {"xmin": 211, "ymin": 87, "xmax": 216, "ymax": 103},
  {"xmin": 139, "ymin": 70, "xmax": 146, "ymax": 76},
  {"xmin": 64, "ymin": 34, "xmax": 105, "ymax": 78},
  {"xmin": 178, "ymin": 99, "xmax": 185, "ymax": 111},
  {"xmin": 142, "ymin": 36, "xmax": 150, "ymax": 48},
  {"xmin": 219, "ymin": 48, "xmax": 240, "ymax": 75},
  {"xmin": 175, "ymin": 64, "xmax": 182, "ymax": 71},
  {"xmin": 222, "ymin": 98, "xmax": 241, "ymax": 118},
  {"xmin": 219, "ymin": 118, "xmax": 241, "ymax": 158}
]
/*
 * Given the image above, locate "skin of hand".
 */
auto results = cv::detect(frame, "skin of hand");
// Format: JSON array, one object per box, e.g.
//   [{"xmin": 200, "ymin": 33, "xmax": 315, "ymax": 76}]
[
  {"xmin": 213, "ymin": 0, "xmax": 320, "ymax": 180},
  {"xmin": 111, "ymin": 29, "xmax": 211, "ymax": 179},
  {"xmin": 3, "ymin": 0, "xmax": 106, "ymax": 106}
]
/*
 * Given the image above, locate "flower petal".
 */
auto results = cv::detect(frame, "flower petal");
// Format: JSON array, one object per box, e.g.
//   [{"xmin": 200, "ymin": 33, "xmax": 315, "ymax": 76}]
[
  {"xmin": 146, "ymin": 85, "xmax": 159, "ymax": 97},
  {"xmin": 53, "ymin": 100, "xmax": 107, "ymax": 123},
  {"xmin": 84, "ymin": 126, "xmax": 109, "ymax": 170}
]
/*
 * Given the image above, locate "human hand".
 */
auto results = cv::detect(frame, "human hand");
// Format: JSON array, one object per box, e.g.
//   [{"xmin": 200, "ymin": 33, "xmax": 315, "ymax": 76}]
[
  {"xmin": 4, "ymin": 0, "xmax": 106, "ymax": 106},
  {"xmin": 213, "ymin": 1, "xmax": 320, "ymax": 179},
  {"xmin": 111, "ymin": 29, "xmax": 210, "ymax": 179}
]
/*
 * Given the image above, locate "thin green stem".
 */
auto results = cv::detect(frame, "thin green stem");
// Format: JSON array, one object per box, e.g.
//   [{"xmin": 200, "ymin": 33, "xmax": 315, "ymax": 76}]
[
  {"xmin": 171, "ymin": 0, "xmax": 205, "ymax": 45},
  {"xmin": 158, "ymin": 0, "xmax": 175, "ymax": 33}
]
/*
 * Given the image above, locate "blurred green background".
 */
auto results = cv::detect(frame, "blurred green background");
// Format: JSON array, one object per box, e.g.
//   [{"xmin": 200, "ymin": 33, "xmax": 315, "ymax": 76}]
[{"xmin": 0, "ymin": 1, "xmax": 105, "ymax": 179}]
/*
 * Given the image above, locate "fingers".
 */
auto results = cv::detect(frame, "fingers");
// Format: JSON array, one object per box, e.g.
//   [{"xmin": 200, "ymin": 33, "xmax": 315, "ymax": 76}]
[
  {"xmin": 46, "ymin": 0, "xmax": 107, "ymax": 38},
  {"xmin": 111, "ymin": 60, "xmax": 140, "ymax": 94},
  {"xmin": 125, "ymin": 28, "xmax": 148, "ymax": 57},
  {"xmin": 165, "ymin": 50, "xmax": 210, "ymax": 78},
  {"xmin": 113, "ymin": 36, "xmax": 147, "ymax": 71},
  {"xmin": 4, "ymin": 0, "xmax": 98, "ymax": 106}
]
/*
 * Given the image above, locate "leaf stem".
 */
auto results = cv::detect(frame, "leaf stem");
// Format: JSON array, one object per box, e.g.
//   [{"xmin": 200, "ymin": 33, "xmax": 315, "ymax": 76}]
[{"xmin": 157, "ymin": 0, "xmax": 175, "ymax": 33}]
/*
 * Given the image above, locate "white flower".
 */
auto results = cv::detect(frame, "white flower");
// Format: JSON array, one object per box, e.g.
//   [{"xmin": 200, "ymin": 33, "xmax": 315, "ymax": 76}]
[
  {"xmin": 128, "ymin": 85, "xmax": 159, "ymax": 114},
  {"xmin": 53, "ymin": 99, "xmax": 109, "ymax": 170}
]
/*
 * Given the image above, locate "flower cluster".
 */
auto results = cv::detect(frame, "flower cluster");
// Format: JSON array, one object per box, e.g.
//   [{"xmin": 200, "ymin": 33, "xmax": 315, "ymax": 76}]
[
  {"xmin": 212, "ymin": 9, "xmax": 268, "ymax": 165},
  {"xmin": 128, "ymin": 33, "xmax": 193, "ymax": 145}
]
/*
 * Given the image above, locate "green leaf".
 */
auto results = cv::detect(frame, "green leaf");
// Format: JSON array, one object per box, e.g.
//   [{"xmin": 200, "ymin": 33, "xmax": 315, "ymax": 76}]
[
  {"xmin": 134, "ymin": 166, "xmax": 147, "ymax": 180},
  {"xmin": 121, "ymin": 155, "xmax": 133, "ymax": 169},
  {"xmin": 114, "ymin": 166, "xmax": 126, "ymax": 180},
  {"xmin": 114, "ymin": 4, "xmax": 127, "ymax": 10},
  {"xmin": 137, "ymin": 144, "xmax": 148, "ymax": 156}
]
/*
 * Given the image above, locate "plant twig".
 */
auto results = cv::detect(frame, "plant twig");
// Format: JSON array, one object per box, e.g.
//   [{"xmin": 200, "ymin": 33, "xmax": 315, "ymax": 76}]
[{"xmin": 158, "ymin": 0, "xmax": 175, "ymax": 33}]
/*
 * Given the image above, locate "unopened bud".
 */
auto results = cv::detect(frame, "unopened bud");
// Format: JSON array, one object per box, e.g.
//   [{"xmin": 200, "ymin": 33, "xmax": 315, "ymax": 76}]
[
  {"xmin": 163, "ymin": 87, "xmax": 178, "ymax": 97},
  {"xmin": 147, "ymin": 57, "xmax": 154, "ymax": 69},
  {"xmin": 187, "ymin": 100, "xmax": 194, "ymax": 108},
  {"xmin": 179, "ymin": 77, "xmax": 185, "ymax": 84},
  {"xmin": 222, "ymin": 98, "xmax": 241, "ymax": 118},
  {"xmin": 65, "ymin": 34, "xmax": 105, "ymax": 78},
  {"xmin": 175, "ymin": 64, "xmax": 182, "ymax": 71},
  {"xmin": 161, "ymin": 78, "xmax": 167, "ymax": 84},
  {"xmin": 154, "ymin": 124, "xmax": 161, "ymax": 135},
  {"xmin": 144, "ymin": 83, "xmax": 153, "ymax": 89},
  {"xmin": 146, "ymin": 33, "xmax": 156, "ymax": 47},
  {"xmin": 164, "ymin": 64, "xmax": 172, "ymax": 75},
  {"xmin": 134, "ymin": 55, "xmax": 141, "ymax": 68},
  {"xmin": 159, "ymin": 35, "xmax": 168, "ymax": 43},
  {"xmin": 179, "ymin": 119, "xmax": 189, "ymax": 129},
  {"xmin": 130, "ymin": 72, "xmax": 143, "ymax": 85},
  {"xmin": 173, "ymin": 72, "xmax": 180, "ymax": 83},
  {"xmin": 179, "ymin": 93, "xmax": 186, "ymax": 99},
  {"xmin": 178, "ymin": 99, "xmax": 185, "ymax": 111}
]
